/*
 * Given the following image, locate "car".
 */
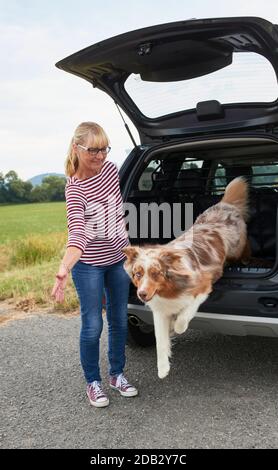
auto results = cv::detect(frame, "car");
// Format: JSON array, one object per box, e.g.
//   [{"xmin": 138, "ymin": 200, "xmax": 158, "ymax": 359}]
[{"xmin": 56, "ymin": 16, "xmax": 278, "ymax": 346}]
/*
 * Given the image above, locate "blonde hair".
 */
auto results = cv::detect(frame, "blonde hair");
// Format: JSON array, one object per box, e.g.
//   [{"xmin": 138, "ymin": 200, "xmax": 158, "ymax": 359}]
[{"xmin": 65, "ymin": 122, "xmax": 109, "ymax": 177}]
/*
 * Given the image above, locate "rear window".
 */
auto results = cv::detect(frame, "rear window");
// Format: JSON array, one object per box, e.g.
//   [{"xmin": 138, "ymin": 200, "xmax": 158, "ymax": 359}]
[
  {"xmin": 137, "ymin": 158, "xmax": 278, "ymax": 195},
  {"xmin": 138, "ymin": 160, "xmax": 160, "ymax": 190},
  {"xmin": 252, "ymin": 164, "xmax": 278, "ymax": 186},
  {"xmin": 212, "ymin": 162, "xmax": 278, "ymax": 194},
  {"xmin": 137, "ymin": 159, "xmax": 204, "ymax": 191},
  {"xmin": 125, "ymin": 52, "xmax": 277, "ymax": 118}
]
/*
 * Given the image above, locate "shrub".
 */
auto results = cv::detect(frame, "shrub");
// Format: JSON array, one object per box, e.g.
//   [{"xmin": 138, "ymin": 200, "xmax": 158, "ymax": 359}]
[{"xmin": 10, "ymin": 232, "xmax": 67, "ymax": 268}]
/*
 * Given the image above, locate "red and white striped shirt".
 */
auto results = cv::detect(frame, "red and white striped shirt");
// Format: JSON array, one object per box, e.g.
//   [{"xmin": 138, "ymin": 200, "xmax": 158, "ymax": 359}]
[{"xmin": 65, "ymin": 161, "xmax": 129, "ymax": 266}]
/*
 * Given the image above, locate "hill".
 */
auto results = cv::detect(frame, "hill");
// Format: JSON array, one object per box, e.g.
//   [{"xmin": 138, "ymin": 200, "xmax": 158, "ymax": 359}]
[{"xmin": 28, "ymin": 173, "xmax": 65, "ymax": 186}]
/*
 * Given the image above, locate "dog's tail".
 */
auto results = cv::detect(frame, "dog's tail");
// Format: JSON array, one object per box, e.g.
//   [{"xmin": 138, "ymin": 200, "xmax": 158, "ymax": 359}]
[{"xmin": 221, "ymin": 176, "xmax": 249, "ymax": 221}]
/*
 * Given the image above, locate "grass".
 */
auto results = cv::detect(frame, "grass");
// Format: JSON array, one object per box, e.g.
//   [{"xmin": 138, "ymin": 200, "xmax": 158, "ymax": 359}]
[
  {"xmin": 0, "ymin": 259, "xmax": 79, "ymax": 312},
  {"xmin": 9, "ymin": 232, "xmax": 67, "ymax": 267},
  {"xmin": 0, "ymin": 202, "xmax": 79, "ymax": 313},
  {"xmin": 0, "ymin": 201, "xmax": 67, "ymax": 245}
]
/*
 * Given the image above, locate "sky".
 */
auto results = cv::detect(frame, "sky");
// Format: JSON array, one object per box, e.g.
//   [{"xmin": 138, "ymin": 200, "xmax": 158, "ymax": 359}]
[{"xmin": 1, "ymin": 0, "xmax": 278, "ymax": 180}]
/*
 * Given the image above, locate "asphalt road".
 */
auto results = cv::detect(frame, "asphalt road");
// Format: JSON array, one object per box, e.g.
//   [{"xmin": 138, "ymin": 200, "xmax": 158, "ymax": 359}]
[{"xmin": 1, "ymin": 313, "xmax": 278, "ymax": 449}]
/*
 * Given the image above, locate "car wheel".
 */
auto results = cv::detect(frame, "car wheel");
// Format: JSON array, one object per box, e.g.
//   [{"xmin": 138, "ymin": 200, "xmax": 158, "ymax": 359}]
[{"xmin": 127, "ymin": 317, "xmax": 156, "ymax": 347}]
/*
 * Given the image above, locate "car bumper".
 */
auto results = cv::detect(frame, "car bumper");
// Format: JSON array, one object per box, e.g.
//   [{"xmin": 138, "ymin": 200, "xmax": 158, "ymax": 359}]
[{"xmin": 128, "ymin": 303, "xmax": 278, "ymax": 338}]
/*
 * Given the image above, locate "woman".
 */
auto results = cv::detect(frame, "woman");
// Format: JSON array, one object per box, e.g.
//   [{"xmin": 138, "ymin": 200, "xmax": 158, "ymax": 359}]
[{"xmin": 51, "ymin": 122, "xmax": 138, "ymax": 408}]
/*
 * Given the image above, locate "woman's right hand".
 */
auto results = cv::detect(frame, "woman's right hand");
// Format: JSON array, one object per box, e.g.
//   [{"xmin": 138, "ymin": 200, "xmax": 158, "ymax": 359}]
[{"xmin": 51, "ymin": 265, "xmax": 69, "ymax": 303}]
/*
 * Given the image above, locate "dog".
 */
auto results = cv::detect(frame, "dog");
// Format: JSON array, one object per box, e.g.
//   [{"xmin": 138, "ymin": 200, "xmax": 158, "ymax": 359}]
[{"xmin": 122, "ymin": 177, "xmax": 250, "ymax": 379}]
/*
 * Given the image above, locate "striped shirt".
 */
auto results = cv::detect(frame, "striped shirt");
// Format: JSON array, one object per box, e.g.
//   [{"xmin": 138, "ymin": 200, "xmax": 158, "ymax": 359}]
[{"xmin": 65, "ymin": 160, "xmax": 129, "ymax": 266}]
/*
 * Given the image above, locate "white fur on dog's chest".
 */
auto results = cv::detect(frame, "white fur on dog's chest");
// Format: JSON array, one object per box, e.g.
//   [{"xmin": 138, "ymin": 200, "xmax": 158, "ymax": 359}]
[{"xmin": 148, "ymin": 293, "xmax": 207, "ymax": 316}]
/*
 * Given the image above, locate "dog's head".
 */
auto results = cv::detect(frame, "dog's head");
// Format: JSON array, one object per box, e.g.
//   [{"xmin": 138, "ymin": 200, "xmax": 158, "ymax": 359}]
[{"xmin": 122, "ymin": 246, "xmax": 195, "ymax": 302}]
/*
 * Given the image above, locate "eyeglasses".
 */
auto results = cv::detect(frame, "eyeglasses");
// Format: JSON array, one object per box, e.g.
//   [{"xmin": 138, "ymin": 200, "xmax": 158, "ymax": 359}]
[{"xmin": 77, "ymin": 144, "xmax": 111, "ymax": 156}]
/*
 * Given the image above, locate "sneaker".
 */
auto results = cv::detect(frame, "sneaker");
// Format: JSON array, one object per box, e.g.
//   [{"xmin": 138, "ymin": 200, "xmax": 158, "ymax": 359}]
[
  {"xmin": 86, "ymin": 381, "xmax": 109, "ymax": 408},
  {"xmin": 110, "ymin": 373, "xmax": 138, "ymax": 397}
]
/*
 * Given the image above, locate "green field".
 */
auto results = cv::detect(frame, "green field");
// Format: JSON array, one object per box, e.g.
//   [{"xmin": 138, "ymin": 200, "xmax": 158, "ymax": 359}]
[
  {"xmin": 0, "ymin": 202, "xmax": 78, "ymax": 312},
  {"xmin": 0, "ymin": 202, "xmax": 67, "ymax": 244}
]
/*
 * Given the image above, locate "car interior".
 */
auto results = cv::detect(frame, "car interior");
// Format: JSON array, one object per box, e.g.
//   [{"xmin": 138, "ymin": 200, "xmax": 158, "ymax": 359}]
[{"xmin": 126, "ymin": 139, "xmax": 278, "ymax": 281}]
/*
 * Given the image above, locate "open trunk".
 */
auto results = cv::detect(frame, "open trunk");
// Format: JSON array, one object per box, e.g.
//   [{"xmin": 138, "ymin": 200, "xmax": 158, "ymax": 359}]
[
  {"xmin": 126, "ymin": 136, "xmax": 278, "ymax": 279},
  {"xmin": 56, "ymin": 16, "xmax": 278, "ymax": 335}
]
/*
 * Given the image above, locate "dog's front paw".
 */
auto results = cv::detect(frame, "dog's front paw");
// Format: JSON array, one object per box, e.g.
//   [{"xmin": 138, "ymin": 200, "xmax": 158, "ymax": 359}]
[
  {"xmin": 158, "ymin": 360, "xmax": 170, "ymax": 379},
  {"xmin": 174, "ymin": 319, "xmax": 188, "ymax": 335}
]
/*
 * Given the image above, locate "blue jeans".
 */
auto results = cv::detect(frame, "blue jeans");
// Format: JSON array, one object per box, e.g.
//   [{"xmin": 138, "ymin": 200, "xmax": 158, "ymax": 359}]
[{"xmin": 71, "ymin": 259, "xmax": 131, "ymax": 384}]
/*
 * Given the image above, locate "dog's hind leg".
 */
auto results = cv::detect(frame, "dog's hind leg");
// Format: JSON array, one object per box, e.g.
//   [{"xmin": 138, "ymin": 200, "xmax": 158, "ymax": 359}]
[
  {"xmin": 240, "ymin": 238, "xmax": 252, "ymax": 265},
  {"xmin": 152, "ymin": 311, "xmax": 171, "ymax": 379}
]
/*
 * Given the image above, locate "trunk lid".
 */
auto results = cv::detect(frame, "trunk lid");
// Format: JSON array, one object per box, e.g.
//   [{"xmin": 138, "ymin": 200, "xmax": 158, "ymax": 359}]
[{"xmin": 56, "ymin": 16, "xmax": 278, "ymax": 143}]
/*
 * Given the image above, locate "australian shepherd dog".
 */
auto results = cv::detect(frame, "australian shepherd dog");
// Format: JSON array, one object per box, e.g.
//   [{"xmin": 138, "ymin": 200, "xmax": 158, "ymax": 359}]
[{"xmin": 122, "ymin": 177, "xmax": 250, "ymax": 379}]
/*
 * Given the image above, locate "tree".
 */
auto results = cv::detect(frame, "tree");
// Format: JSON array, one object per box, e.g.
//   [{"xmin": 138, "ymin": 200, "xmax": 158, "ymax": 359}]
[
  {"xmin": 0, "ymin": 170, "xmax": 64, "ymax": 204},
  {"xmin": 29, "ymin": 184, "xmax": 50, "ymax": 202},
  {"xmin": 4, "ymin": 170, "xmax": 33, "ymax": 203},
  {"xmin": 0, "ymin": 172, "xmax": 8, "ymax": 202},
  {"xmin": 8, "ymin": 179, "xmax": 33, "ymax": 202},
  {"xmin": 5, "ymin": 170, "xmax": 19, "ymax": 183},
  {"xmin": 41, "ymin": 175, "xmax": 66, "ymax": 201}
]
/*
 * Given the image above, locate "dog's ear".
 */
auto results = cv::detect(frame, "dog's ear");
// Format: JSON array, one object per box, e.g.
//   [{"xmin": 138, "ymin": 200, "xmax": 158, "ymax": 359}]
[
  {"xmin": 122, "ymin": 246, "xmax": 140, "ymax": 262},
  {"xmin": 122, "ymin": 246, "xmax": 140, "ymax": 277},
  {"xmin": 160, "ymin": 249, "xmax": 182, "ymax": 266},
  {"xmin": 160, "ymin": 249, "xmax": 192, "ymax": 287},
  {"xmin": 166, "ymin": 268, "xmax": 192, "ymax": 288}
]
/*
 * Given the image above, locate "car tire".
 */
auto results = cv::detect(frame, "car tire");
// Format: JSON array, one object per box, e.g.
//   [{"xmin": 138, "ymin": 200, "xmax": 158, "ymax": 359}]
[{"xmin": 127, "ymin": 320, "xmax": 156, "ymax": 347}]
